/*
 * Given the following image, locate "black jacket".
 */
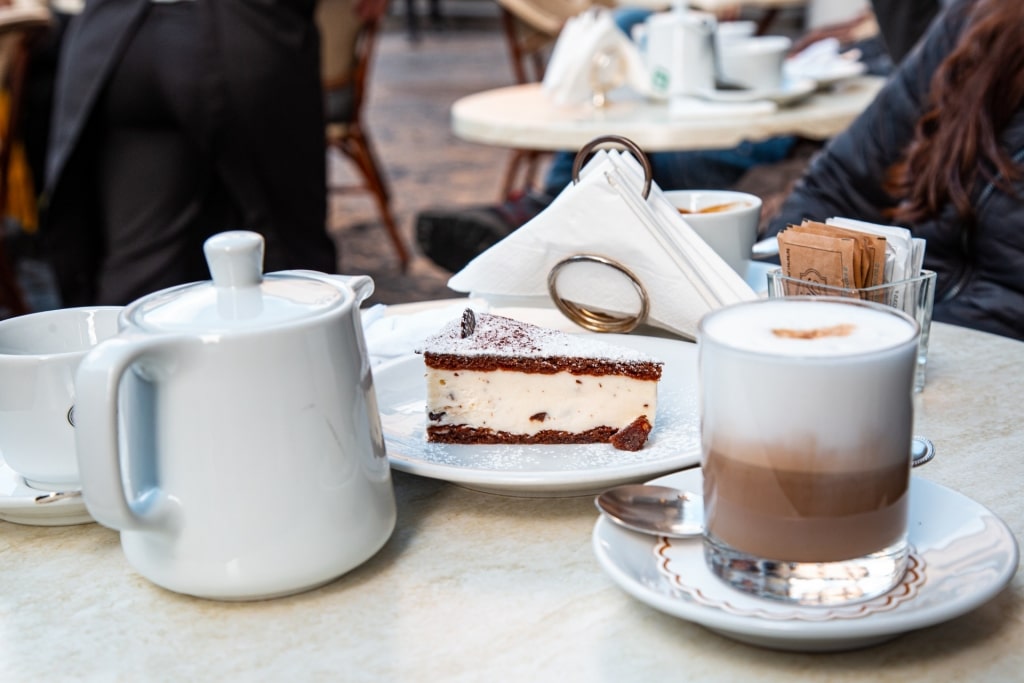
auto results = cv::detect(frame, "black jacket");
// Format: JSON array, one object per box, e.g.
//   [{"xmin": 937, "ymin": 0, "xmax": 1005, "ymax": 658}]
[{"xmin": 768, "ymin": 0, "xmax": 1024, "ymax": 341}]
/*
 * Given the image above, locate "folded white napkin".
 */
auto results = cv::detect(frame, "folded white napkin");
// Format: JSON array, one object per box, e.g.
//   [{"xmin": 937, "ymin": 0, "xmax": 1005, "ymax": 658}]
[
  {"xmin": 543, "ymin": 8, "xmax": 650, "ymax": 105},
  {"xmin": 784, "ymin": 38, "xmax": 866, "ymax": 83},
  {"xmin": 447, "ymin": 150, "xmax": 757, "ymax": 340}
]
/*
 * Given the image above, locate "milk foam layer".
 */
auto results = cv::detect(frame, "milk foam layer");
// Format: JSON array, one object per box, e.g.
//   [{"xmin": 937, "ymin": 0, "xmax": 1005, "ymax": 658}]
[
  {"xmin": 700, "ymin": 298, "xmax": 918, "ymax": 470},
  {"xmin": 701, "ymin": 299, "xmax": 917, "ymax": 357}
]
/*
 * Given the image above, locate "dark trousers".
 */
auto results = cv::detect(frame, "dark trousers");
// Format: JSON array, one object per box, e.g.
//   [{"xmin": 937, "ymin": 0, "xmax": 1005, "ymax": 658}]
[
  {"xmin": 90, "ymin": 2, "xmax": 229, "ymax": 304},
  {"xmin": 48, "ymin": 1, "xmax": 335, "ymax": 306}
]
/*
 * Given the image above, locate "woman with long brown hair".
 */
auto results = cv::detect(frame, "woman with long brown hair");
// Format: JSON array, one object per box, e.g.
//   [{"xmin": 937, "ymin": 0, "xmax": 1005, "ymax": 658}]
[{"xmin": 767, "ymin": 0, "xmax": 1024, "ymax": 340}]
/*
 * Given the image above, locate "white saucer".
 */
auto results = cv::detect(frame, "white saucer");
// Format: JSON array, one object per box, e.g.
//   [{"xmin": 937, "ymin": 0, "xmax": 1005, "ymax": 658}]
[
  {"xmin": 374, "ymin": 334, "xmax": 700, "ymax": 497},
  {"xmin": 741, "ymin": 259, "xmax": 774, "ymax": 294},
  {"xmin": 593, "ymin": 467, "xmax": 1019, "ymax": 651},
  {"xmin": 785, "ymin": 59, "xmax": 867, "ymax": 88},
  {"xmin": 751, "ymin": 235, "xmax": 779, "ymax": 259},
  {"xmin": 696, "ymin": 77, "xmax": 817, "ymax": 107},
  {"xmin": 0, "ymin": 452, "xmax": 93, "ymax": 526}
]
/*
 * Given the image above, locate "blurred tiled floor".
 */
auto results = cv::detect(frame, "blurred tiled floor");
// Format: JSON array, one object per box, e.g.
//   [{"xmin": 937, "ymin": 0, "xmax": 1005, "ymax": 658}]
[{"xmin": 328, "ymin": 8, "xmax": 526, "ymax": 306}]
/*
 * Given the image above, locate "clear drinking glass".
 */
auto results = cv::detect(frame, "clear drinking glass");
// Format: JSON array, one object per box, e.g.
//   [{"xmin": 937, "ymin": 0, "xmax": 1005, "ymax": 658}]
[
  {"xmin": 766, "ymin": 269, "xmax": 936, "ymax": 392},
  {"xmin": 699, "ymin": 297, "xmax": 920, "ymax": 605},
  {"xmin": 589, "ymin": 45, "xmax": 626, "ymax": 109}
]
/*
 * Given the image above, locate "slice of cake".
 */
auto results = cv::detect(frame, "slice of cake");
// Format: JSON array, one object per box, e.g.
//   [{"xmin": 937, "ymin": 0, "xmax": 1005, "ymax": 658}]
[{"xmin": 418, "ymin": 309, "xmax": 663, "ymax": 451}]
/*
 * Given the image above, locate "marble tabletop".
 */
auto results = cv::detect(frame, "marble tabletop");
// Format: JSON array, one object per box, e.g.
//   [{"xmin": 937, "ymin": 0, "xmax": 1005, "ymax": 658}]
[
  {"xmin": 1, "ymin": 309, "xmax": 1022, "ymax": 681},
  {"xmin": 451, "ymin": 76, "xmax": 885, "ymax": 153}
]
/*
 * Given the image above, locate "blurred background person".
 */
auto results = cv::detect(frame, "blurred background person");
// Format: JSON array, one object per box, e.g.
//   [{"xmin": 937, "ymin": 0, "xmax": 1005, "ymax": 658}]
[
  {"xmin": 766, "ymin": 0, "xmax": 1024, "ymax": 340},
  {"xmin": 41, "ymin": 0, "xmax": 337, "ymax": 306}
]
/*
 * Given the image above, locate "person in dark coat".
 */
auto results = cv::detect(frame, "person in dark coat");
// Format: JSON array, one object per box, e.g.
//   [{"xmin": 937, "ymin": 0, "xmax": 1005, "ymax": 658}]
[
  {"xmin": 41, "ymin": 0, "xmax": 337, "ymax": 306},
  {"xmin": 767, "ymin": 0, "xmax": 1024, "ymax": 341},
  {"xmin": 868, "ymin": 0, "xmax": 943, "ymax": 63}
]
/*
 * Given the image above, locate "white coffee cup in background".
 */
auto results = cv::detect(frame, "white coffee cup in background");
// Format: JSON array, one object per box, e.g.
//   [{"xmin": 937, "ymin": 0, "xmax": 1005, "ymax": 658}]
[
  {"xmin": 718, "ymin": 35, "xmax": 792, "ymax": 91},
  {"xmin": 663, "ymin": 189, "xmax": 762, "ymax": 275},
  {"xmin": 714, "ymin": 20, "xmax": 756, "ymax": 51},
  {"xmin": 0, "ymin": 307, "xmax": 122, "ymax": 489}
]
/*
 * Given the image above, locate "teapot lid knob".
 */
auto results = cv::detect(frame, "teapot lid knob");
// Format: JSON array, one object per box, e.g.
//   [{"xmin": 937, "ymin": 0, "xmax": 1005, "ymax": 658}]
[{"xmin": 204, "ymin": 231, "xmax": 264, "ymax": 288}]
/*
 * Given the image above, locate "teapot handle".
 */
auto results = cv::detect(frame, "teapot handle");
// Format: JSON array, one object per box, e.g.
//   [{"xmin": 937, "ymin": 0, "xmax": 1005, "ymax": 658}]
[{"xmin": 74, "ymin": 334, "xmax": 192, "ymax": 532}]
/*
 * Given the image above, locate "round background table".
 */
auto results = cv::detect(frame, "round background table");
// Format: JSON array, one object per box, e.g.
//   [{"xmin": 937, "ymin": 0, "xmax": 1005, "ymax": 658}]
[{"xmin": 452, "ymin": 76, "xmax": 885, "ymax": 152}]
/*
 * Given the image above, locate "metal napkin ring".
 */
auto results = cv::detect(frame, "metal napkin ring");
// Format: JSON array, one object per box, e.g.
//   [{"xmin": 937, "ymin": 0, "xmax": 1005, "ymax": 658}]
[
  {"xmin": 571, "ymin": 134, "xmax": 653, "ymax": 199},
  {"xmin": 547, "ymin": 254, "xmax": 650, "ymax": 333}
]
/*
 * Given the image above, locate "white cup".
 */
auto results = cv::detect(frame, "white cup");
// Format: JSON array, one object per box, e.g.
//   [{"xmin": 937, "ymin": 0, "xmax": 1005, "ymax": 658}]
[
  {"xmin": 718, "ymin": 35, "xmax": 792, "ymax": 91},
  {"xmin": 714, "ymin": 20, "xmax": 756, "ymax": 51},
  {"xmin": 0, "ymin": 307, "xmax": 122, "ymax": 488},
  {"xmin": 664, "ymin": 189, "xmax": 762, "ymax": 274}
]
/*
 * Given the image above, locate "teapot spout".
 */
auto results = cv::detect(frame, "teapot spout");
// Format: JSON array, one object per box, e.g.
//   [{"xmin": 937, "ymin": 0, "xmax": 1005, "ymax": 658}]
[{"xmin": 285, "ymin": 271, "xmax": 376, "ymax": 305}]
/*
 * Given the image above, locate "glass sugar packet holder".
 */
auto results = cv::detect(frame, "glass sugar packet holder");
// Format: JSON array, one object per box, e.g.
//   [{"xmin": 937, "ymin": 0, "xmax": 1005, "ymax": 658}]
[{"xmin": 765, "ymin": 269, "xmax": 937, "ymax": 392}]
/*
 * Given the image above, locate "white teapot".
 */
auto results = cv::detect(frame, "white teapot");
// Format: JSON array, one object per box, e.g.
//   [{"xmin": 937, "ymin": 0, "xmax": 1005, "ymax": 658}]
[
  {"xmin": 643, "ymin": 8, "xmax": 716, "ymax": 99},
  {"xmin": 74, "ymin": 231, "xmax": 396, "ymax": 601}
]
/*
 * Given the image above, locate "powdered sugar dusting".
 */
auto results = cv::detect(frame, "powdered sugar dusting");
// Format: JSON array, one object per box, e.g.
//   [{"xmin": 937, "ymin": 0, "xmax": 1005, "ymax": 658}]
[{"xmin": 418, "ymin": 310, "xmax": 657, "ymax": 363}]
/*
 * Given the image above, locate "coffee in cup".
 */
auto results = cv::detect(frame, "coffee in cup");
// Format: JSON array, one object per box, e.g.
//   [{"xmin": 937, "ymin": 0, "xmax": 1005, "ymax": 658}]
[
  {"xmin": 664, "ymin": 190, "xmax": 761, "ymax": 275},
  {"xmin": 0, "ymin": 307, "xmax": 122, "ymax": 488},
  {"xmin": 698, "ymin": 297, "xmax": 919, "ymax": 605}
]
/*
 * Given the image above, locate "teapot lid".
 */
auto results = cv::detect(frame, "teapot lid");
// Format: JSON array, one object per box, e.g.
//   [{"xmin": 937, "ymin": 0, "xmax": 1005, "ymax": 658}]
[{"xmin": 124, "ymin": 231, "xmax": 350, "ymax": 333}]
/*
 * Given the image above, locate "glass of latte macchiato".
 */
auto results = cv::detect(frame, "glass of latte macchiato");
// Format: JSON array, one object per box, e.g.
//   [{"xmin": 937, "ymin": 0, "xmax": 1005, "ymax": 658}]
[{"xmin": 698, "ymin": 297, "xmax": 920, "ymax": 605}]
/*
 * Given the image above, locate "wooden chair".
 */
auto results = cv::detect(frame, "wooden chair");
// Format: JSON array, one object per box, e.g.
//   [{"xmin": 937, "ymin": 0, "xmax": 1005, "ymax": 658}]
[
  {"xmin": 0, "ymin": 8, "xmax": 52, "ymax": 317},
  {"xmin": 317, "ymin": 0, "xmax": 410, "ymax": 272},
  {"xmin": 495, "ymin": 0, "xmax": 609, "ymax": 200}
]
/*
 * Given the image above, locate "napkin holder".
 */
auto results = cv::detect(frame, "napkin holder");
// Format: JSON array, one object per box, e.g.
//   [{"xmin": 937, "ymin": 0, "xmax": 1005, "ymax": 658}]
[{"xmin": 448, "ymin": 135, "xmax": 757, "ymax": 340}]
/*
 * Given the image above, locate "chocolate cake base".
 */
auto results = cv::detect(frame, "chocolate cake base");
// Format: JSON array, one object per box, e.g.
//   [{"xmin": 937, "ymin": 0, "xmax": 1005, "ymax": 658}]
[{"xmin": 428, "ymin": 415, "xmax": 653, "ymax": 452}]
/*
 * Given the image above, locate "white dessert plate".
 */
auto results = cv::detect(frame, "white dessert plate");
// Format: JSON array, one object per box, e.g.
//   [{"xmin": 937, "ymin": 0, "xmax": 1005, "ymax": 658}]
[
  {"xmin": 0, "ymin": 450, "xmax": 93, "ymax": 526},
  {"xmin": 374, "ymin": 334, "xmax": 700, "ymax": 497},
  {"xmin": 695, "ymin": 77, "xmax": 817, "ymax": 107},
  {"xmin": 593, "ymin": 467, "xmax": 1019, "ymax": 652}
]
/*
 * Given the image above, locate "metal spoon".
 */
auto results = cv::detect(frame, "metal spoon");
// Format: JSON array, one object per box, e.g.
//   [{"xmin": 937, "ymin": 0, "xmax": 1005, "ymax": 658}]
[
  {"xmin": 595, "ymin": 485, "xmax": 704, "ymax": 538},
  {"xmin": 596, "ymin": 436, "xmax": 936, "ymax": 538},
  {"xmin": 911, "ymin": 435, "xmax": 935, "ymax": 467},
  {"xmin": 33, "ymin": 489, "xmax": 82, "ymax": 505}
]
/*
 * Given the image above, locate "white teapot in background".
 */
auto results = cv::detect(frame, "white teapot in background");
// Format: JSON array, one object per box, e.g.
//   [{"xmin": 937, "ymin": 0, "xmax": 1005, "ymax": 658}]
[
  {"xmin": 74, "ymin": 231, "xmax": 396, "ymax": 601},
  {"xmin": 643, "ymin": 8, "xmax": 716, "ymax": 99}
]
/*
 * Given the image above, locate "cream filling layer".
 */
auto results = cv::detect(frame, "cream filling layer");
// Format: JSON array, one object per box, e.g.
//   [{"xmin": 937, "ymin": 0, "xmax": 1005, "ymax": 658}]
[{"xmin": 425, "ymin": 369, "xmax": 658, "ymax": 435}]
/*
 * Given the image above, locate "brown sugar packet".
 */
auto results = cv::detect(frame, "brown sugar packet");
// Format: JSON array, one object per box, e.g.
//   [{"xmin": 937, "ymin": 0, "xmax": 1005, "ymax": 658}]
[
  {"xmin": 777, "ymin": 225, "xmax": 859, "ymax": 293},
  {"xmin": 795, "ymin": 221, "xmax": 863, "ymax": 287},
  {"xmin": 796, "ymin": 220, "xmax": 887, "ymax": 288}
]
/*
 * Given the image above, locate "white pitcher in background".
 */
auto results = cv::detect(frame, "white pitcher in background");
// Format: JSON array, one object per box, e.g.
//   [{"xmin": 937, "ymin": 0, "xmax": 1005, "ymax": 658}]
[{"xmin": 643, "ymin": 8, "xmax": 716, "ymax": 99}]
